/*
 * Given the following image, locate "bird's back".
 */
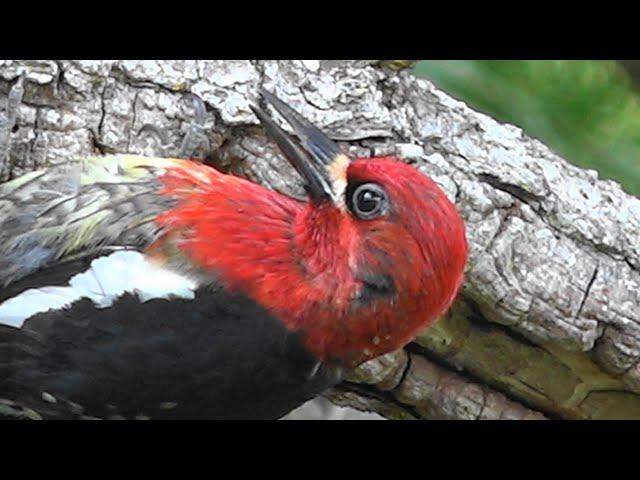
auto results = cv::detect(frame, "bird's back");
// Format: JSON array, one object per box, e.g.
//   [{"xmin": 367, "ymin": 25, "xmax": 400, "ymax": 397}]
[{"xmin": 0, "ymin": 155, "xmax": 180, "ymax": 287}]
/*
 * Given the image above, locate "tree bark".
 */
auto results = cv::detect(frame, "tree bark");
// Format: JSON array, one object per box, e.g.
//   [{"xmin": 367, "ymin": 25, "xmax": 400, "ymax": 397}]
[
  {"xmin": 1, "ymin": 60, "xmax": 639, "ymax": 420},
  {"xmin": 619, "ymin": 60, "xmax": 640, "ymax": 91}
]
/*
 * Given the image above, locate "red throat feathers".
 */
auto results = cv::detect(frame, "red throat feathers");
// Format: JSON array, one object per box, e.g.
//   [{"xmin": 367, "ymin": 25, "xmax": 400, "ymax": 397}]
[
  {"xmin": 153, "ymin": 157, "xmax": 467, "ymax": 368},
  {"xmin": 152, "ymin": 92, "xmax": 467, "ymax": 368}
]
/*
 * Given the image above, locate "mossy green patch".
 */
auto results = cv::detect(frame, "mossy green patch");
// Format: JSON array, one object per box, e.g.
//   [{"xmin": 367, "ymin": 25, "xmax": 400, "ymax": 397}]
[
  {"xmin": 414, "ymin": 60, "xmax": 640, "ymax": 196},
  {"xmin": 417, "ymin": 300, "xmax": 640, "ymax": 419}
]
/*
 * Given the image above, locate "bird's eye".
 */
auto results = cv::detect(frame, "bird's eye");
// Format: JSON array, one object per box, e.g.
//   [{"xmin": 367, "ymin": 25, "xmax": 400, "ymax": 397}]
[{"xmin": 348, "ymin": 183, "xmax": 389, "ymax": 220}]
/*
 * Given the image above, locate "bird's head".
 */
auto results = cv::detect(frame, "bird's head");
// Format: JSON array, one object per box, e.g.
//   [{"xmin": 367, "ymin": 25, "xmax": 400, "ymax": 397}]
[{"xmin": 155, "ymin": 91, "xmax": 467, "ymax": 368}]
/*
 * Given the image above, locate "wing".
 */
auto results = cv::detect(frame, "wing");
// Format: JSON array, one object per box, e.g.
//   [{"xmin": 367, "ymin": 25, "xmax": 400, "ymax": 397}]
[
  {"xmin": 0, "ymin": 250, "xmax": 341, "ymax": 419},
  {"xmin": 0, "ymin": 155, "xmax": 182, "ymax": 287}
]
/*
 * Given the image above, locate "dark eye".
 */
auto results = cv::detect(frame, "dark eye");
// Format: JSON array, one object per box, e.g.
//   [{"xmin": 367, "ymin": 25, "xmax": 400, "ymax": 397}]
[{"xmin": 349, "ymin": 183, "xmax": 389, "ymax": 220}]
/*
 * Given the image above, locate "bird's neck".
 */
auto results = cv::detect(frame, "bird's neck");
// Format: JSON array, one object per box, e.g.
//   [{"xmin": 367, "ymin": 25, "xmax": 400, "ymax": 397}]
[
  {"xmin": 293, "ymin": 203, "xmax": 360, "ymax": 291},
  {"xmin": 153, "ymin": 167, "xmax": 428, "ymax": 367}
]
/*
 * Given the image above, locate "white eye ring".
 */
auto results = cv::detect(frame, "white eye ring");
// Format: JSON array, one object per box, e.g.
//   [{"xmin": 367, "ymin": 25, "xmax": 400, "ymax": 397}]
[{"xmin": 349, "ymin": 183, "xmax": 389, "ymax": 220}]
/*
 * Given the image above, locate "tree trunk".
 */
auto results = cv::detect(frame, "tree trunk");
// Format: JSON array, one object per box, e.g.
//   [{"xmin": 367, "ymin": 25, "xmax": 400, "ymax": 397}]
[{"xmin": 1, "ymin": 60, "xmax": 639, "ymax": 420}]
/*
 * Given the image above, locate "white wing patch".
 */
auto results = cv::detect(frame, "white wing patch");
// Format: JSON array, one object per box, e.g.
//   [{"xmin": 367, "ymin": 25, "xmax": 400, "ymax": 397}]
[{"xmin": 0, "ymin": 250, "xmax": 198, "ymax": 328}]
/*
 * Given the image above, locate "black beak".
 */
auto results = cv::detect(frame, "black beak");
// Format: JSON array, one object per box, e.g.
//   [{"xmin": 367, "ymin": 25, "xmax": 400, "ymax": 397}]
[{"xmin": 250, "ymin": 89, "xmax": 349, "ymax": 205}]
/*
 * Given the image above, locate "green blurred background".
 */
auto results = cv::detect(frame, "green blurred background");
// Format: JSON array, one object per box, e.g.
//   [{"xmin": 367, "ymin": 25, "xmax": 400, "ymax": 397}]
[{"xmin": 413, "ymin": 60, "xmax": 640, "ymax": 197}]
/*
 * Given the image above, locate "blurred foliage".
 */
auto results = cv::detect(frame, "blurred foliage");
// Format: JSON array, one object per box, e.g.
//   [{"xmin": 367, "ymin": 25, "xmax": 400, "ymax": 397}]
[{"xmin": 414, "ymin": 60, "xmax": 640, "ymax": 196}]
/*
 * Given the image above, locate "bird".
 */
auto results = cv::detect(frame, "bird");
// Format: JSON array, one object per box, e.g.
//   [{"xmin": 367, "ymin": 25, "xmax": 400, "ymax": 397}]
[{"xmin": 0, "ymin": 90, "xmax": 467, "ymax": 420}]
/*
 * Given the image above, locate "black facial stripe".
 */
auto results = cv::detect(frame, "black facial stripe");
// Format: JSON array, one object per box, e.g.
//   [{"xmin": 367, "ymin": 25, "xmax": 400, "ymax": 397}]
[{"xmin": 353, "ymin": 271, "xmax": 396, "ymax": 306}]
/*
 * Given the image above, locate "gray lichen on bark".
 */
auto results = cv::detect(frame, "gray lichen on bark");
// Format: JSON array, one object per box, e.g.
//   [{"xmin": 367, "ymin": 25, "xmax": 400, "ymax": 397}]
[{"xmin": 1, "ymin": 59, "xmax": 639, "ymax": 419}]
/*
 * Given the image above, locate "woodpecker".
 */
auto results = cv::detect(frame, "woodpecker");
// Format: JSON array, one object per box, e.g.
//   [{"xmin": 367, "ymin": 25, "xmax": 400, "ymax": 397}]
[{"xmin": 0, "ymin": 91, "xmax": 467, "ymax": 419}]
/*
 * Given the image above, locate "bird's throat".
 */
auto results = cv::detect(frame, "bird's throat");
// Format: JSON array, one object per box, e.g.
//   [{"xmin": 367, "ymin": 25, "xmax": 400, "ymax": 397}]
[{"xmin": 154, "ymin": 168, "xmax": 442, "ymax": 368}]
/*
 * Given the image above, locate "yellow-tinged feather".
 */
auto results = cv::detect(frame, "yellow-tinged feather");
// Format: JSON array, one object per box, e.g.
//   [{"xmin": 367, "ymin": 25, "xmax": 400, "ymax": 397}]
[
  {"xmin": 327, "ymin": 153, "xmax": 350, "ymax": 209},
  {"xmin": 0, "ymin": 170, "xmax": 46, "ymax": 194},
  {"xmin": 61, "ymin": 210, "xmax": 111, "ymax": 255},
  {"xmin": 79, "ymin": 155, "xmax": 185, "ymax": 185}
]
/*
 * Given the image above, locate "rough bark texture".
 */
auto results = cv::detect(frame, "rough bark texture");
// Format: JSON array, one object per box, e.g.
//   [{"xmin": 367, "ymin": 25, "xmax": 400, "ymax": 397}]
[{"xmin": 1, "ymin": 60, "xmax": 639, "ymax": 420}]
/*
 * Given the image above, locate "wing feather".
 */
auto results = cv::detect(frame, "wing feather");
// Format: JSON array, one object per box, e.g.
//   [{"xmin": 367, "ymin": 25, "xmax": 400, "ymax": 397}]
[{"xmin": 0, "ymin": 155, "xmax": 183, "ymax": 286}]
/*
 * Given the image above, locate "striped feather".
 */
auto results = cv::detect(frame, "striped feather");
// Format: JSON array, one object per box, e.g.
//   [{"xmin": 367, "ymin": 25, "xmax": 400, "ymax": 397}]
[{"xmin": 0, "ymin": 155, "xmax": 187, "ymax": 286}]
